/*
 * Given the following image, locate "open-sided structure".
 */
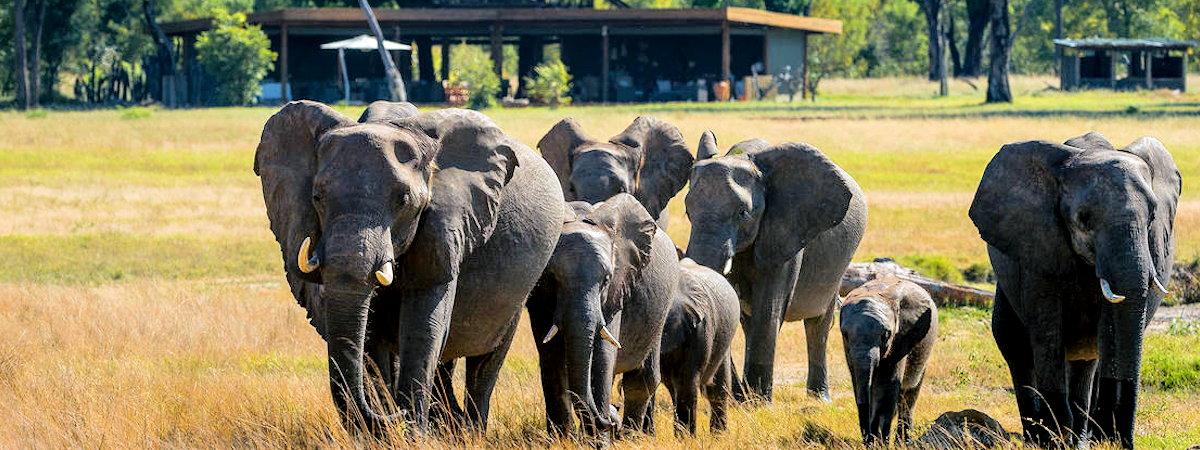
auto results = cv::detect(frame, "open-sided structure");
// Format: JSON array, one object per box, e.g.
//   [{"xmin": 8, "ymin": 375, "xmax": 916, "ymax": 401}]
[
  {"xmin": 1055, "ymin": 38, "xmax": 1195, "ymax": 92},
  {"xmin": 162, "ymin": 7, "xmax": 841, "ymax": 105}
]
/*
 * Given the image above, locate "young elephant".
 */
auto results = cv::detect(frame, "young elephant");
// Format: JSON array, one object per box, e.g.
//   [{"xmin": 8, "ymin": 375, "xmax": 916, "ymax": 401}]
[
  {"xmin": 840, "ymin": 276, "xmax": 938, "ymax": 445},
  {"xmin": 652, "ymin": 257, "xmax": 741, "ymax": 436},
  {"xmin": 527, "ymin": 193, "xmax": 679, "ymax": 440}
]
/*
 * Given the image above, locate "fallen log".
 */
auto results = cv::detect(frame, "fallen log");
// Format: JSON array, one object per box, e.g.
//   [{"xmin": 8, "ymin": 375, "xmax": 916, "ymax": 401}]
[{"xmin": 841, "ymin": 258, "xmax": 995, "ymax": 308}]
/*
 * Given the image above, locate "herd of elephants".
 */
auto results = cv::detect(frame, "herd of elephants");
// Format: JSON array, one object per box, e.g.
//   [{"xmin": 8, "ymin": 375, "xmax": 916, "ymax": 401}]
[{"xmin": 253, "ymin": 100, "xmax": 1180, "ymax": 448}]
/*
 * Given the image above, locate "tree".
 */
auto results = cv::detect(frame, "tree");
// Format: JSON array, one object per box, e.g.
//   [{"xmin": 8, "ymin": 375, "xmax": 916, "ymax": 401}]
[
  {"xmin": 143, "ymin": 0, "xmax": 175, "ymax": 106},
  {"xmin": 916, "ymin": 0, "xmax": 944, "ymax": 81},
  {"xmin": 359, "ymin": 0, "xmax": 406, "ymax": 101},
  {"xmin": 961, "ymin": 0, "xmax": 989, "ymax": 76},
  {"xmin": 195, "ymin": 9, "xmax": 276, "ymax": 105},
  {"xmin": 12, "ymin": 0, "xmax": 31, "ymax": 109},
  {"xmin": 986, "ymin": 0, "xmax": 1011, "ymax": 102},
  {"xmin": 523, "ymin": 59, "xmax": 572, "ymax": 108}
]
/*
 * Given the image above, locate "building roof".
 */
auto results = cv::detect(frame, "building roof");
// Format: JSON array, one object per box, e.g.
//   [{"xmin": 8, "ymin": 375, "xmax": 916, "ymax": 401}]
[
  {"xmin": 1053, "ymin": 38, "xmax": 1197, "ymax": 50},
  {"xmin": 163, "ymin": 6, "xmax": 842, "ymax": 36}
]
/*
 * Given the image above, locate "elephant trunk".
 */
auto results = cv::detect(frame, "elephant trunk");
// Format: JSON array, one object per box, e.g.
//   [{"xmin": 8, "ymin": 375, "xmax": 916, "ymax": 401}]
[
  {"xmin": 1093, "ymin": 225, "xmax": 1153, "ymax": 449},
  {"xmin": 324, "ymin": 288, "xmax": 399, "ymax": 433},
  {"xmin": 847, "ymin": 347, "xmax": 880, "ymax": 444},
  {"xmin": 564, "ymin": 287, "xmax": 609, "ymax": 434},
  {"xmin": 685, "ymin": 225, "xmax": 735, "ymax": 275}
]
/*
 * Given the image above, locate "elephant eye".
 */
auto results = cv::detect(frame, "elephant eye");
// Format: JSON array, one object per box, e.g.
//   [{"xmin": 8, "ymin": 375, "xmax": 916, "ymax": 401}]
[
  {"xmin": 737, "ymin": 210, "xmax": 752, "ymax": 221},
  {"xmin": 312, "ymin": 193, "xmax": 322, "ymax": 204}
]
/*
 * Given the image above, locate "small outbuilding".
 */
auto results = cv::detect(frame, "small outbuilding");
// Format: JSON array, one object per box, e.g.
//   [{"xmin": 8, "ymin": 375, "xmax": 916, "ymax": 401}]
[{"xmin": 1055, "ymin": 38, "xmax": 1196, "ymax": 92}]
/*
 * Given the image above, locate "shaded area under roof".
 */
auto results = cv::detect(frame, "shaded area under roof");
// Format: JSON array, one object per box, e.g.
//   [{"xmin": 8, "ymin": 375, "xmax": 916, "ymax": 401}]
[{"xmin": 1053, "ymin": 38, "xmax": 1197, "ymax": 50}]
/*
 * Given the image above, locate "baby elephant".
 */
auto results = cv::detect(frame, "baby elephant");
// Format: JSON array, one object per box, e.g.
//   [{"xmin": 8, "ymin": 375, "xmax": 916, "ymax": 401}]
[
  {"xmin": 840, "ymin": 276, "xmax": 938, "ymax": 445},
  {"xmin": 653, "ymin": 258, "xmax": 741, "ymax": 436}
]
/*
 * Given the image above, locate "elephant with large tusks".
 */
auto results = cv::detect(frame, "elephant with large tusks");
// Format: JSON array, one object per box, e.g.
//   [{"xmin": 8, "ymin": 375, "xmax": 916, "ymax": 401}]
[
  {"xmin": 255, "ymin": 100, "xmax": 564, "ymax": 433},
  {"xmin": 537, "ymin": 116, "xmax": 695, "ymax": 227},
  {"xmin": 683, "ymin": 131, "xmax": 867, "ymax": 402},
  {"xmin": 969, "ymin": 132, "xmax": 1180, "ymax": 448}
]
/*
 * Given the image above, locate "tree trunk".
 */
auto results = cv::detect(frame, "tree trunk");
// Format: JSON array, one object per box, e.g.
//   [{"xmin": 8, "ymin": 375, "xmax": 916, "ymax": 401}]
[
  {"xmin": 985, "ymin": 0, "xmax": 1011, "ymax": 103},
  {"xmin": 12, "ymin": 0, "xmax": 31, "ymax": 109},
  {"xmin": 143, "ymin": 0, "xmax": 175, "ymax": 107},
  {"xmin": 30, "ymin": 0, "xmax": 46, "ymax": 106},
  {"xmin": 359, "ymin": 0, "xmax": 407, "ymax": 102},
  {"xmin": 920, "ymin": 0, "xmax": 944, "ymax": 81},
  {"xmin": 962, "ymin": 0, "xmax": 988, "ymax": 77},
  {"xmin": 947, "ymin": 10, "xmax": 962, "ymax": 77},
  {"xmin": 1053, "ymin": 0, "xmax": 1063, "ymax": 74}
]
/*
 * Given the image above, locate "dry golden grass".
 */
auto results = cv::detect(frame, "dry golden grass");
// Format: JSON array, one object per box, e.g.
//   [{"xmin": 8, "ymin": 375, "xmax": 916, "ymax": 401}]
[{"xmin": 1, "ymin": 77, "xmax": 1198, "ymax": 447}]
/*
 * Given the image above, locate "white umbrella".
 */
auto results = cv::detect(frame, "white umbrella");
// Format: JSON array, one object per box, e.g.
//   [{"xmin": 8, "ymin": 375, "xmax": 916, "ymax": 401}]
[{"xmin": 321, "ymin": 35, "xmax": 412, "ymax": 103}]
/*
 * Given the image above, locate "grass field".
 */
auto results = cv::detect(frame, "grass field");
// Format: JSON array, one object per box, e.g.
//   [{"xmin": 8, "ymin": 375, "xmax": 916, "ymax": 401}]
[{"xmin": 1, "ymin": 76, "xmax": 1199, "ymax": 447}]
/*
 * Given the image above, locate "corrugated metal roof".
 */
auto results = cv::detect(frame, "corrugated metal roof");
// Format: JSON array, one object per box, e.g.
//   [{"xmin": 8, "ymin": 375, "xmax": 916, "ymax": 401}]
[{"xmin": 1053, "ymin": 38, "xmax": 1197, "ymax": 50}]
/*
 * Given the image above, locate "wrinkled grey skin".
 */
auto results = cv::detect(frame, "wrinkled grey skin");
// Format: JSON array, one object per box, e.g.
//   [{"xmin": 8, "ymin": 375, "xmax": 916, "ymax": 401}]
[
  {"xmin": 527, "ymin": 193, "xmax": 679, "ymax": 441},
  {"xmin": 684, "ymin": 130, "xmax": 867, "ymax": 402},
  {"xmin": 840, "ymin": 277, "xmax": 938, "ymax": 446},
  {"xmin": 538, "ymin": 116, "xmax": 695, "ymax": 227},
  {"xmin": 969, "ymin": 132, "xmax": 1180, "ymax": 448},
  {"xmin": 255, "ymin": 100, "xmax": 563, "ymax": 434},
  {"xmin": 651, "ymin": 257, "xmax": 741, "ymax": 436}
]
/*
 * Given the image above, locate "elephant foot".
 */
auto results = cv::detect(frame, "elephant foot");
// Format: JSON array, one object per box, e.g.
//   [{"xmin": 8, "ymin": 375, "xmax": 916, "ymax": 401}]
[{"xmin": 806, "ymin": 388, "xmax": 832, "ymax": 403}]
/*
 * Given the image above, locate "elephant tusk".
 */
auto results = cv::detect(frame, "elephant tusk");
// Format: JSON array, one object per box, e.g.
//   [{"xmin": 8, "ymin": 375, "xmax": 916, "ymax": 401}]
[
  {"xmin": 722, "ymin": 258, "xmax": 733, "ymax": 275},
  {"xmin": 599, "ymin": 325, "xmax": 622, "ymax": 349},
  {"xmin": 375, "ymin": 261, "xmax": 394, "ymax": 286},
  {"xmin": 297, "ymin": 236, "xmax": 320, "ymax": 273},
  {"xmin": 542, "ymin": 324, "xmax": 560, "ymax": 344},
  {"xmin": 1153, "ymin": 276, "xmax": 1170, "ymax": 296},
  {"xmin": 1100, "ymin": 278, "xmax": 1125, "ymax": 304}
]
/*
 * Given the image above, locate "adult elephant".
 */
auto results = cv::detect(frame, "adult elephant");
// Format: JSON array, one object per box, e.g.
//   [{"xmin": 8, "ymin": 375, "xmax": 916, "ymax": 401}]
[
  {"xmin": 255, "ymin": 101, "xmax": 564, "ymax": 433},
  {"xmin": 684, "ymin": 131, "xmax": 867, "ymax": 402},
  {"xmin": 969, "ymin": 132, "xmax": 1180, "ymax": 448},
  {"xmin": 527, "ymin": 194, "xmax": 679, "ymax": 439},
  {"xmin": 537, "ymin": 116, "xmax": 694, "ymax": 226}
]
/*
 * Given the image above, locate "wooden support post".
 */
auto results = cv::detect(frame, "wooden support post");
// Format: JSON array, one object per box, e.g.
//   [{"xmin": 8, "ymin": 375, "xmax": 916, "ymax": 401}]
[
  {"xmin": 338, "ymin": 48, "xmax": 350, "ymax": 103},
  {"xmin": 491, "ymin": 24, "xmax": 504, "ymax": 97},
  {"xmin": 801, "ymin": 32, "xmax": 809, "ymax": 99},
  {"xmin": 1183, "ymin": 52, "xmax": 1189, "ymax": 92},
  {"xmin": 720, "ymin": 20, "xmax": 731, "ymax": 83},
  {"xmin": 1109, "ymin": 51, "xmax": 1117, "ymax": 89},
  {"xmin": 601, "ymin": 25, "xmax": 610, "ymax": 103},
  {"xmin": 440, "ymin": 41, "xmax": 451, "ymax": 81},
  {"xmin": 1144, "ymin": 51, "xmax": 1153, "ymax": 89},
  {"xmin": 280, "ymin": 24, "xmax": 290, "ymax": 102},
  {"xmin": 517, "ymin": 36, "xmax": 542, "ymax": 98},
  {"xmin": 417, "ymin": 36, "xmax": 434, "ymax": 82}
]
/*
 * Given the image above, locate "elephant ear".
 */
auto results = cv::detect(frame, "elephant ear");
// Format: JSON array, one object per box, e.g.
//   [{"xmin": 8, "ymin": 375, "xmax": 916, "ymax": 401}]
[
  {"xmin": 357, "ymin": 100, "xmax": 420, "ymax": 124},
  {"xmin": 1064, "ymin": 131, "xmax": 1116, "ymax": 152},
  {"xmin": 399, "ymin": 109, "xmax": 520, "ymax": 283},
  {"xmin": 748, "ymin": 143, "xmax": 855, "ymax": 267},
  {"xmin": 1120, "ymin": 136, "xmax": 1181, "ymax": 281},
  {"xmin": 586, "ymin": 193, "xmax": 658, "ymax": 275},
  {"xmin": 697, "ymin": 130, "xmax": 720, "ymax": 161},
  {"xmin": 609, "ymin": 116, "xmax": 695, "ymax": 216},
  {"xmin": 254, "ymin": 100, "xmax": 355, "ymax": 311},
  {"xmin": 538, "ymin": 118, "xmax": 593, "ymax": 195},
  {"xmin": 727, "ymin": 138, "xmax": 770, "ymax": 157},
  {"xmin": 969, "ymin": 141, "xmax": 1082, "ymax": 273}
]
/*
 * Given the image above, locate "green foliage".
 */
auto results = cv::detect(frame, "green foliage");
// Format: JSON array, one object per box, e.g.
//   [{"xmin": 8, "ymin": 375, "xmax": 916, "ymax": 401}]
[
  {"xmin": 1143, "ymin": 333, "xmax": 1200, "ymax": 391},
  {"xmin": 119, "ymin": 106, "xmax": 153, "ymax": 119},
  {"xmin": 898, "ymin": 255, "xmax": 964, "ymax": 284},
  {"xmin": 194, "ymin": 9, "xmax": 276, "ymax": 106},
  {"xmin": 448, "ymin": 44, "xmax": 500, "ymax": 110},
  {"xmin": 523, "ymin": 60, "xmax": 573, "ymax": 107}
]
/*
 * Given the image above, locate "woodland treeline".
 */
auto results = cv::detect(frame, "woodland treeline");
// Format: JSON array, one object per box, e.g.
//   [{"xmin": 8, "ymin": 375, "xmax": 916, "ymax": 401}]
[{"xmin": 2, "ymin": 0, "xmax": 1198, "ymax": 107}]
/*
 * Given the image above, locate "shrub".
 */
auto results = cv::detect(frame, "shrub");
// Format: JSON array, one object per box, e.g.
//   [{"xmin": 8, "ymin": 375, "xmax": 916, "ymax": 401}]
[
  {"xmin": 524, "ymin": 60, "xmax": 572, "ymax": 107},
  {"xmin": 195, "ymin": 10, "xmax": 277, "ymax": 106},
  {"xmin": 898, "ymin": 255, "xmax": 964, "ymax": 284},
  {"xmin": 448, "ymin": 44, "xmax": 500, "ymax": 110}
]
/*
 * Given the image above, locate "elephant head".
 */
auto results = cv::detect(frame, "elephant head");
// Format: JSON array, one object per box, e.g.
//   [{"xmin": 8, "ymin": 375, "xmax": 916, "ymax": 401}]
[
  {"xmin": 538, "ymin": 116, "xmax": 694, "ymax": 217},
  {"xmin": 255, "ymin": 101, "xmax": 518, "ymax": 431},
  {"xmin": 969, "ymin": 132, "xmax": 1180, "ymax": 446},
  {"xmin": 684, "ymin": 132, "xmax": 853, "ymax": 276},
  {"xmin": 540, "ymin": 193, "xmax": 657, "ymax": 433}
]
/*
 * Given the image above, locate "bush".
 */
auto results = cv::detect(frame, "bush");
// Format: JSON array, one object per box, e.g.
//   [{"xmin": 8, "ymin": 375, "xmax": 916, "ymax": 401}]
[
  {"xmin": 448, "ymin": 44, "xmax": 500, "ymax": 110},
  {"xmin": 898, "ymin": 255, "xmax": 964, "ymax": 284},
  {"xmin": 195, "ymin": 10, "xmax": 277, "ymax": 106},
  {"xmin": 524, "ymin": 60, "xmax": 572, "ymax": 107}
]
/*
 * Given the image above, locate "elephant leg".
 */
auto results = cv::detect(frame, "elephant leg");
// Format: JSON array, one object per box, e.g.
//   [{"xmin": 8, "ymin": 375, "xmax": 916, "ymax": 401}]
[
  {"xmin": 993, "ymin": 287, "xmax": 1051, "ymax": 445},
  {"xmin": 896, "ymin": 374, "xmax": 924, "ymax": 443},
  {"xmin": 530, "ymin": 307, "xmax": 572, "ymax": 435},
  {"xmin": 706, "ymin": 357, "xmax": 732, "ymax": 433},
  {"xmin": 395, "ymin": 282, "xmax": 457, "ymax": 434},
  {"xmin": 463, "ymin": 318, "xmax": 520, "ymax": 431},
  {"xmin": 364, "ymin": 337, "xmax": 397, "ymax": 411},
  {"xmin": 429, "ymin": 359, "xmax": 465, "ymax": 433},
  {"xmin": 621, "ymin": 348, "xmax": 660, "ymax": 434},
  {"xmin": 1067, "ymin": 358, "xmax": 1098, "ymax": 445},
  {"xmin": 743, "ymin": 262, "xmax": 801, "ymax": 402},
  {"xmin": 1025, "ymin": 289, "xmax": 1072, "ymax": 445},
  {"xmin": 803, "ymin": 296, "xmax": 837, "ymax": 402},
  {"xmin": 869, "ymin": 371, "xmax": 902, "ymax": 444}
]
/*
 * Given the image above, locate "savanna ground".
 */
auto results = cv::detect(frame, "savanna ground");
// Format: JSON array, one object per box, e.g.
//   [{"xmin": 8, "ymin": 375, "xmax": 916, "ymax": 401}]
[{"xmin": 1, "ymin": 75, "xmax": 1199, "ymax": 448}]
